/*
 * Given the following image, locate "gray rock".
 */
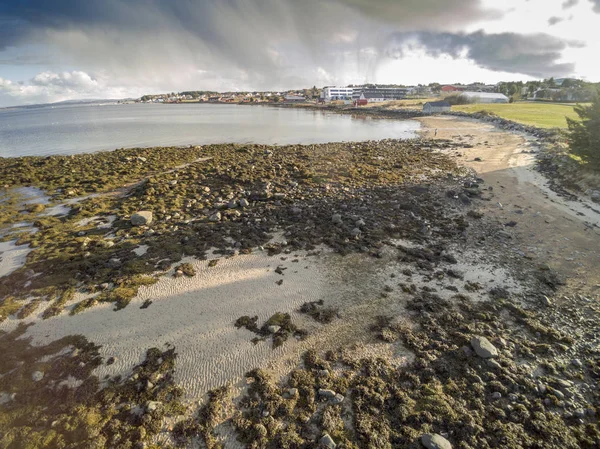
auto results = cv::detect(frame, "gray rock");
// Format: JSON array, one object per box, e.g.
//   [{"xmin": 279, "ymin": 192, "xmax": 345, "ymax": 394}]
[
  {"xmin": 320, "ymin": 433, "xmax": 336, "ymax": 448},
  {"xmin": 552, "ymin": 389, "xmax": 565, "ymax": 400},
  {"xmin": 356, "ymin": 219, "xmax": 366, "ymax": 227},
  {"xmin": 146, "ymin": 401, "xmax": 161, "ymax": 412},
  {"xmin": 228, "ymin": 200, "xmax": 238, "ymax": 209},
  {"xmin": 350, "ymin": 228, "xmax": 361, "ymax": 238},
  {"xmin": 31, "ymin": 371, "xmax": 44, "ymax": 382},
  {"xmin": 209, "ymin": 212, "xmax": 222, "ymax": 222},
  {"xmin": 131, "ymin": 211, "xmax": 153, "ymax": 226},
  {"xmin": 421, "ymin": 433, "xmax": 452, "ymax": 449},
  {"xmin": 591, "ymin": 191, "xmax": 600, "ymax": 203},
  {"xmin": 541, "ymin": 296, "xmax": 552, "ymax": 307},
  {"xmin": 108, "ymin": 258, "xmax": 122, "ymax": 268},
  {"xmin": 487, "ymin": 359, "xmax": 502, "ymax": 370},
  {"xmin": 239, "ymin": 198, "xmax": 250, "ymax": 208},
  {"xmin": 332, "ymin": 393, "xmax": 345, "ymax": 404},
  {"xmin": 471, "ymin": 336, "xmax": 499, "ymax": 358},
  {"xmin": 492, "ymin": 392, "xmax": 502, "ymax": 400},
  {"xmin": 318, "ymin": 389, "xmax": 337, "ymax": 399},
  {"xmin": 286, "ymin": 388, "xmax": 298, "ymax": 398},
  {"xmin": 267, "ymin": 325, "xmax": 281, "ymax": 334},
  {"xmin": 332, "ymin": 214, "xmax": 343, "ymax": 225},
  {"xmin": 571, "ymin": 359, "xmax": 583, "ymax": 368}
]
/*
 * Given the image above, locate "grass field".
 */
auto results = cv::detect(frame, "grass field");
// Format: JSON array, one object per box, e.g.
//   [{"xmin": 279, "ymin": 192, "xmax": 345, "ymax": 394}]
[{"xmin": 452, "ymin": 102, "xmax": 583, "ymax": 129}]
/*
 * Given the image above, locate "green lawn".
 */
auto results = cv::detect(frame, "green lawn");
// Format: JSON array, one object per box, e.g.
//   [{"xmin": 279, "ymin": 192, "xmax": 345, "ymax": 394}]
[{"xmin": 452, "ymin": 102, "xmax": 583, "ymax": 129}]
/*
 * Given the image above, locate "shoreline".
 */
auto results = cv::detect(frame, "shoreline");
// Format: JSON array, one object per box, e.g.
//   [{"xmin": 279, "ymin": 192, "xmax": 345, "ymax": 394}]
[{"xmin": 1, "ymin": 116, "xmax": 600, "ymax": 448}]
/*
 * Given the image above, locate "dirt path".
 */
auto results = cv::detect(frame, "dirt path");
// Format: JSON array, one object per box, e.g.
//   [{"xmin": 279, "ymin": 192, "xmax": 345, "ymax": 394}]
[{"xmin": 419, "ymin": 115, "xmax": 600, "ymax": 295}]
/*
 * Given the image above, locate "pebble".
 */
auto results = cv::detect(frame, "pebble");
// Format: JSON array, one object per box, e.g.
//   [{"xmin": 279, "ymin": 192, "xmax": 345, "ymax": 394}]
[
  {"xmin": 31, "ymin": 371, "xmax": 44, "ymax": 382},
  {"xmin": 551, "ymin": 389, "xmax": 565, "ymax": 400},
  {"xmin": 421, "ymin": 433, "xmax": 452, "ymax": 449},
  {"xmin": 318, "ymin": 389, "xmax": 337, "ymax": 399},
  {"xmin": 332, "ymin": 393, "xmax": 345, "ymax": 404},
  {"xmin": 487, "ymin": 359, "xmax": 502, "ymax": 370},
  {"xmin": 332, "ymin": 214, "xmax": 343, "ymax": 225},
  {"xmin": 541, "ymin": 296, "xmax": 552, "ymax": 306},
  {"xmin": 239, "ymin": 198, "xmax": 250, "ymax": 208},
  {"xmin": 267, "ymin": 325, "xmax": 281, "ymax": 334},
  {"xmin": 571, "ymin": 359, "xmax": 583, "ymax": 368},
  {"xmin": 209, "ymin": 212, "xmax": 222, "ymax": 222},
  {"xmin": 146, "ymin": 401, "xmax": 161, "ymax": 412},
  {"xmin": 492, "ymin": 392, "xmax": 502, "ymax": 400}
]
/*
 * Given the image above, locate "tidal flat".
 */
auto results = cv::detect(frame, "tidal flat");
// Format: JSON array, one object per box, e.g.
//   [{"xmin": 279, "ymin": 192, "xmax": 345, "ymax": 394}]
[{"xmin": 1, "ymin": 131, "xmax": 599, "ymax": 449}]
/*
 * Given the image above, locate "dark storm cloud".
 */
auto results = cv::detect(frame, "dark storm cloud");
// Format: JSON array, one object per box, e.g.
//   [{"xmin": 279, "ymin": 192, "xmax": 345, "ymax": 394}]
[
  {"xmin": 386, "ymin": 31, "xmax": 583, "ymax": 78},
  {"xmin": 0, "ymin": 0, "xmax": 505, "ymax": 89},
  {"xmin": 0, "ymin": 0, "xmax": 497, "ymax": 57},
  {"xmin": 0, "ymin": 0, "xmax": 583, "ymax": 95},
  {"xmin": 335, "ymin": 0, "xmax": 499, "ymax": 27}
]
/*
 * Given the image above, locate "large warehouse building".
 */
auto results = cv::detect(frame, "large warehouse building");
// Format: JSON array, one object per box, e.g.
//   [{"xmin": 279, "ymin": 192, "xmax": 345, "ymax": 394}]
[{"xmin": 459, "ymin": 92, "xmax": 509, "ymax": 104}]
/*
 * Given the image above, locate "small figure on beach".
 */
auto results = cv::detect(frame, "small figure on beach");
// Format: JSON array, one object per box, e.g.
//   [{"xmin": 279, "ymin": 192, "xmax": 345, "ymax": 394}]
[{"xmin": 434, "ymin": 128, "xmax": 438, "ymax": 136}]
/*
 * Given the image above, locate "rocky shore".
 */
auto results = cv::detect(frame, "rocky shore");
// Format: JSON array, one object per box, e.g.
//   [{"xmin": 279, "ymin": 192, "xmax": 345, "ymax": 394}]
[{"xmin": 1, "ymin": 121, "xmax": 599, "ymax": 448}]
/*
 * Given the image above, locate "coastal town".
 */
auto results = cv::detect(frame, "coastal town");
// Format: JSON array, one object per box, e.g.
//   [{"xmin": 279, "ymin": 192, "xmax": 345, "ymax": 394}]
[{"xmin": 134, "ymin": 77, "xmax": 598, "ymax": 107}]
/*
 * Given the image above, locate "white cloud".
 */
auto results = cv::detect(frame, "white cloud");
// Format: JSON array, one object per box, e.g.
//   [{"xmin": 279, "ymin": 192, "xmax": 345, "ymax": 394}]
[{"xmin": 0, "ymin": 70, "xmax": 141, "ymax": 106}]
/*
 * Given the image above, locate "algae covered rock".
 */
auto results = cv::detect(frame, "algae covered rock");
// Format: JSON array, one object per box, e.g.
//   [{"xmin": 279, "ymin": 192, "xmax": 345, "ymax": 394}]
[
  {"xmin": 131, "ymin": 211, "xmax": 153, "ymax": 226},
  {"xmin": 421, "ymin": 433, "xmax": 452, "ymax": 449},
  {"xmin": 470, "ymin": 336, "xmax": 498, "ymax": 358}
]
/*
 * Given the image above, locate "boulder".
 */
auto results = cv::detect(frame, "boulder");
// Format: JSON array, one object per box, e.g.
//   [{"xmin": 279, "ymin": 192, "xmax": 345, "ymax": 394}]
[
  {"xmin": 470, "ymin": 336, "xmax": 499, "ymax": 359},
  {"xmin": 421, "ymin": 433, "xmax": 452, "ymax": 449},
  {"xmin": 131, "ymin": 211, "xmax": 153, "ymax": 226}
]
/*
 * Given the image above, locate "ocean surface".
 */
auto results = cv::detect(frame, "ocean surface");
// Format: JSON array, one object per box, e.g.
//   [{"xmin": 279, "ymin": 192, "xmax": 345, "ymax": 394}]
[{"xmin": 0, "ymin": 103, "xmax": 420, "ymax": 157}]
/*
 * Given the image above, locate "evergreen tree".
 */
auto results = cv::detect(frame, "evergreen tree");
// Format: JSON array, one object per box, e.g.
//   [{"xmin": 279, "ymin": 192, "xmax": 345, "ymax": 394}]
[{"xmin": 566, "ymin": 89, "xmax": 600, "ymax": 166}]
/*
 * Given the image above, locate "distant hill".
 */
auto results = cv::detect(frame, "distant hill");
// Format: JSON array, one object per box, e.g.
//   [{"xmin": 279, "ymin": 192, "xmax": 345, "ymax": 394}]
[{"xmin": 1, "ymin": 99, "xmax": 130, "ymax": 110}]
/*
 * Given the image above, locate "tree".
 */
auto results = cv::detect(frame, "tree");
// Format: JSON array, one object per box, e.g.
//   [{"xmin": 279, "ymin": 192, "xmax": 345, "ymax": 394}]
[{"xmin": 567, "ymin": 89, "xmax": 600, "ymax": 166}]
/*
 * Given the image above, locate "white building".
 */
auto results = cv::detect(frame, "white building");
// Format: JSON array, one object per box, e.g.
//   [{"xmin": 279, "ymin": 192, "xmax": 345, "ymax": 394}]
[
  {"xmin": 321, "ymin": 86, "xmax": 355, "ymax": 101},
  {"xmin": 460, "ymin": 92, "xmax": 509, "ymax": 104}
]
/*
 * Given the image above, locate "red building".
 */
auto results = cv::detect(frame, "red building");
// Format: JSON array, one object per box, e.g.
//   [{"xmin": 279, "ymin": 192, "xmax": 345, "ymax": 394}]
[{"xmin": 441, "ymin": 85, "xmax": 461, "ymax": 92}]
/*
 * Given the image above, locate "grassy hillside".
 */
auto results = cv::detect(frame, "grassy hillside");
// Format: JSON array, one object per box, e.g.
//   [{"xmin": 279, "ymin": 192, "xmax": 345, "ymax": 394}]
[{"xmin": 452, "ymin": 102, "xmax": 583, "ymax": 128}]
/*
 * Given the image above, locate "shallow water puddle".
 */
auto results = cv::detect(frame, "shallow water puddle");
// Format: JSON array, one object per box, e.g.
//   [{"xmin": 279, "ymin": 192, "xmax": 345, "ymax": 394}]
[{"xmin": 0, "ymin": 239, "xmax": 32, "ymax": 277}]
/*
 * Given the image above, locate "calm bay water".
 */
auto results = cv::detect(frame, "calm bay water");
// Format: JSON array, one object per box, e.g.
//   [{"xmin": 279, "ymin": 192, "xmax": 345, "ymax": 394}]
[{"xmin": 0, "ymin": 103, "xmax": 419, "ymax": 158}]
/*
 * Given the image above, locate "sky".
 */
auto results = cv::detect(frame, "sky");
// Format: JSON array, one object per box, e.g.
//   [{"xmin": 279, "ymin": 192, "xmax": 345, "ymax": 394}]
[{"xmin": 0, "ymin": 0, "xmax": 599, "ymax": 106}]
